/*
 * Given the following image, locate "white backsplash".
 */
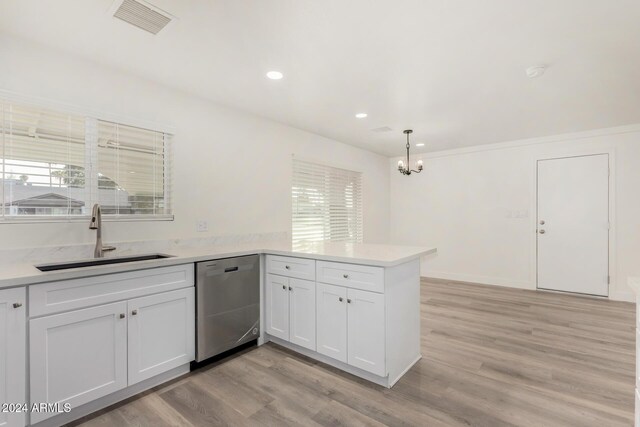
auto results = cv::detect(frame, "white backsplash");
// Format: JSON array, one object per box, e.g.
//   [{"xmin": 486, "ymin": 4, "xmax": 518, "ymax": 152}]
[{"xmin": 0, "ymin": 231, "xmax": 289, "ymax": 266}]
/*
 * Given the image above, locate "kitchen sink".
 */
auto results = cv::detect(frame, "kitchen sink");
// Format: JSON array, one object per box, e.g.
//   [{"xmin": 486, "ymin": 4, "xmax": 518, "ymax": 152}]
[{"xmin": 35, "ymin": 253, "xmax": 175, "ymax": 272}]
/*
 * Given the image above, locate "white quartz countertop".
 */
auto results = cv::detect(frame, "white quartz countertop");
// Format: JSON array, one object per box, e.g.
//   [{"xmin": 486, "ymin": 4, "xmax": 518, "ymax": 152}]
[{"xmin": 0, "ymin": 241, "xmax": 437, "ymax": 289}]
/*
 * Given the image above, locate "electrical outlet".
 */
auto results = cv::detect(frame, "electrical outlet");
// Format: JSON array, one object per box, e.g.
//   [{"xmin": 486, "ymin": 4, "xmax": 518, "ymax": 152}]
[{"xmin": 196, "ymin": 220, "xmax": 208, "ymax": 232}]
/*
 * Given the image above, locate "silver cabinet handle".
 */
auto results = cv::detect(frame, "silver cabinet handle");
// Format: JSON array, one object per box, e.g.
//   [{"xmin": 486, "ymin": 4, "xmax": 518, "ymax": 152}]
[
  {"xmin": 343, "ymin": 274, "xmax": 349, "ymax": 279},
  {"xmin": 12, "ymin": 302, "xmax": 22, "ymax": 309},
  {"xmin": 119, "ymin": 313, "xmax": 125, "ymax": 319},
  {"xmin": 285, "ymin": 265, "xmax": 291, "ymax": 270},
  {"xmin": 347, "ymin": 299, "xmax": 352, "ymax": 304},
  {"xmin": 339, "ymin": 297, "xmax": 343, "ymax": 302},
  {"xmin": 132, "ymin": 310, "xmax": 138, "ymax": 316},
  {"xmin": 539, "ymin": 229, "xmax": 546, "ymax": 234}
]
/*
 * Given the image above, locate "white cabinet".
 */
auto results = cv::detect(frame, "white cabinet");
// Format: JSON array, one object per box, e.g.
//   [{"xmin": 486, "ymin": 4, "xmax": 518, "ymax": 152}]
[
  {"xmin": 265, "ymin": 274, "xmax": 316, "ymax": 351},
  {"xmin": 0, "ymin": 288, "xmax": 26, "ymax": 427},
  {"xmin": 266, "ymin": 274, "xmax": 289, "ymax": 340},
  {"xmin": 316, "ymin": 283, "xmax": 347, "ymax": 363},
  {"xmin": 289, "ymin": 278, "xmax": 316, "ymax": 350},
  {"xmin": 316, "ymin": 284, "xmax": 385, "ymax": 376},
  {"xmin": 128, "ymin": 288, "xmax": 195, "ymax": 385},
  {"xmin": 30, "ymin": 302, "xmax": 128, "ymax": 424},
  {"xmin": 346, "ymin": 288, "xmax": 385, "ymax": 377}
]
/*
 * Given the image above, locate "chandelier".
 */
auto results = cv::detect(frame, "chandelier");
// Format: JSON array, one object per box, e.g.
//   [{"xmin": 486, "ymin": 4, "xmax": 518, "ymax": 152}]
[{"xmin": 397, "ymin": 129, "xmax": 423, "ymax": 175}]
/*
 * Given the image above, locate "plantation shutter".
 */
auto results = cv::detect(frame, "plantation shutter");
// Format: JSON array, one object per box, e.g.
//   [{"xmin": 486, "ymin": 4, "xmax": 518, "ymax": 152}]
[{"xmin": 292, "ymin": 159, "xmax": 363, "ymax": 245}]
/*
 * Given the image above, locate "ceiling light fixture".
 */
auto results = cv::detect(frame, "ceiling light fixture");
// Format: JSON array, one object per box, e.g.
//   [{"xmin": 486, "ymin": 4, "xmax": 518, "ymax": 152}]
[
  {"xmin": 397, "ymin": 130, "xmax": 423, "ymax": 176},
  {"xmin": 266, "ymin": 71, "xmax": 284, "ymax": 80},
  {"xmin": 525, "ymin": 65, "xmax": 546, "ymax": 78},
  {"xmin": 355, "ymin": 113, "xmax": 368, "ymax": 119}
]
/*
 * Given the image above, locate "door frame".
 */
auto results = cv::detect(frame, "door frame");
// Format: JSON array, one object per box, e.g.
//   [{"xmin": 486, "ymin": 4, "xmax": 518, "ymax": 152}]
[{"xmin": 530, "ymin": 148, "xmax": 616, "ymax": 297}]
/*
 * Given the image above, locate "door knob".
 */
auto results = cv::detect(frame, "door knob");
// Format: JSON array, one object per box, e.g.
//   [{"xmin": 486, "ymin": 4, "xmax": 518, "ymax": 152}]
[
  {"xmin": 119, "ymin": 313, "xmax": 125, "ymax": 319},
  {"xmin": 339, "ymin": 297, "xmax": 343, "ymax": 302},
  {"xmin": 347, "ymin": 299, "xmax": 352, "ymax": 304},
  {"xmin": 539, "ymin": 229, "xmax": 546, "ymax": 234},
  {"xmin": 539, "ymin": 220, "xmax": 545, "ymax": 225},
  {"xmin": 12, "ymin": 302, "xmax": 22, "ymax": 309},
  {"xmin": 343, "ymin": 274, "xmax": 349, "ymax": 279},
  {"xmin": 282, "ymin": 285, "xmax": 286, "ymax": 290},
  {"xmin": 288, "ymin": 286, "xmax": 293, "ymax": 291},
  {"xmin": 132, "ymin": 310, "xmax": 138, "ymax": 316}
]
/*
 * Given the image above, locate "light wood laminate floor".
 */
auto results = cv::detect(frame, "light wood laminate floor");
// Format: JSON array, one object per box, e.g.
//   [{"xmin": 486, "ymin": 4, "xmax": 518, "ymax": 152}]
[{"xmin": 72, "ymin": 279, "xmax": 636, "ymax": 427}]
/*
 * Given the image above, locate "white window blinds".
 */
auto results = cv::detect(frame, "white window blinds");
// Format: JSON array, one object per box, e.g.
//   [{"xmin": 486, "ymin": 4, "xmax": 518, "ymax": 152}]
[
  {"xmin": 292, "ymin": 159, "xmax": 363, "ymax": 245},
  {"xmin": 96, "ymin": 121, "xmax": 170, "ymax": 216},
  {"xmin": 0, "ymin": 98, "xmax": 172, "ymax": 221},
  {"xmin": 1, "ymin": 102, "xmax": 87, "ymax": 217}
]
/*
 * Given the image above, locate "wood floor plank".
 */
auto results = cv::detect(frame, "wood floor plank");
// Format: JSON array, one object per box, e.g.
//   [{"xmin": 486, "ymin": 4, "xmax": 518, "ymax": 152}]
[{"xmin": 73, "ymin": 279, "xmax": 635, "ymax": 427}]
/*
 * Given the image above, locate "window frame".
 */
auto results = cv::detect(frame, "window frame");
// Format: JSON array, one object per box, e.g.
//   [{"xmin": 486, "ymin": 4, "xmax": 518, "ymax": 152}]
[{"xmin": 0, "ymin": 93, "xmax": 174, "ymax": 223}]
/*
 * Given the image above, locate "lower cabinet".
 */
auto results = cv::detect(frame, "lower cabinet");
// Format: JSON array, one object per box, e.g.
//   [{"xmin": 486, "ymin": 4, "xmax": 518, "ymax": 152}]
[
  {"xmin": 316, "ymin": 283, "xmax": 386, "ymax": 377},
  {"xmin": 128, "ymin": 288, "xmax": 195, "ymax": 385},
  {"xmin": 0, "ymin": 288, "xmax": 26, "ymax": 427},
  {"xmin": 30, "ymin": 287, "xmax": 195, "ymax": 423},
  {"xmin": 265, "ymin": 274, "xmax": 316, "ymax": 350},
  {"xmin": 30, "ymin": 302, "xmax": 128, "ymax": 424}
]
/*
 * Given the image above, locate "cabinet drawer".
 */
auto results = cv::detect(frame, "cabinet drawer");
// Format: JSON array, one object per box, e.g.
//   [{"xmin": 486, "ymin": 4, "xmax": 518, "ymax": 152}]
[
  {"xmin": 267, "ymin": 255, "xmax": 315, "ymax": 281},
  {"xmin": 30, "ymin": 264, "xmax": 194, "ymax": 317},
  {"xmin": 316, "ymin": 261, "xmax": 384, "ymax": 293}
]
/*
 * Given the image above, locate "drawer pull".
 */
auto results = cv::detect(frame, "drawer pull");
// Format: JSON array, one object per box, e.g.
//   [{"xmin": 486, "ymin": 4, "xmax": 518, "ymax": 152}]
[
  {"xmin": 282, "ymin": 285, "xmax": 286, "ymax": 290},
  {"xmin": 285, "ymin": 265, "xmax": 291, "ymax": 269},
  {"xmin": 347, "ymin": 298, "xmax": 352, "ymax": 304},
  {"xmin": 12, "ymin": 302, "xmax": 22, "ymax": 309},
  {"xmin": 289, "ymin": 286, "xmax": 293, "ymax": 291},
  {"xmin": 131, "ymin": 310, "xmax": 138, "ymax": 316},
  {"xmin": 339, "ymin": 297, "xmax": 343, "ymax": 302},
  {"xmin": 343, "ymin": 274, "xmax": 349, "ymax": 279},
  {"xmin": 119, "ymin": 313, "xmax": 125, "ymax": 319}
]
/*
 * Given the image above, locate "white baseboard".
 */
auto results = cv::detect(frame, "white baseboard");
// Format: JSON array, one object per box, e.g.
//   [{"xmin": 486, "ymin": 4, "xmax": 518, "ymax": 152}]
[
  {"xmin": 425, "ymin": 272, "xmax": 636, "ymax": 303},
  {"xmin": 424, "ymin": 271, "xmax": 534, "ymax": 290}
]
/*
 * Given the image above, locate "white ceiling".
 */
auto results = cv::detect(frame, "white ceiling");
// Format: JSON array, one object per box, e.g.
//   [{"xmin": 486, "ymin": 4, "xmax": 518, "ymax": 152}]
[{"xmin": 1, "ymin": 0, "xmax": 639, "ymax": 156}]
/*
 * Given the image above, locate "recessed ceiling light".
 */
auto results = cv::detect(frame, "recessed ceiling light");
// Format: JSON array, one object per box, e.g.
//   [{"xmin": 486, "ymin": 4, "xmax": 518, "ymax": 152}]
[
  {"xmin": 355, "ymin": 113, "xmax": 368, "ymax": 119},
  {"xmin": 266, "ymin": 71, "xmax": 283, "ymax": 80},
  {"xmin": 416, "ymin": 143, "xmax": 425, "ymax": 147}
]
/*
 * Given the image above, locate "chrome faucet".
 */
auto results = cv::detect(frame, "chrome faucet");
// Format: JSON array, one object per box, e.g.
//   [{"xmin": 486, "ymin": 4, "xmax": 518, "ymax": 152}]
[{"xmin": 89, "ymin": 204, "xmax": 116, "ymax": 258}]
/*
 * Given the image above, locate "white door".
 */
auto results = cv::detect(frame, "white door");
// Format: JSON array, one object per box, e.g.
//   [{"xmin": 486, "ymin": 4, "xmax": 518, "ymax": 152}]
[
  {"xmin": 128, "ymin": 288, "xmax": 195, "ymax": 385},
  {"xmin": 316, "ymin": 283, "xmax": 347, "ymax": 363},
  {"xmin": 0, "ymin": 288, "xmax": 26, "ymax": 427},
  {"xmin": 537, "ymin": 154, "xmax": 609, "ymax": 296},
  {"xmin": 30, "ymin": 302, "xmax": 128, "ymax": 423},
  {"xmin": 289, "ymin": 278, "xmax": 316, "ymax": 350},
  {"xmin": 347, "ymin": 289, "xmax": 386, "ymax": 376},
  {"xmin": 266, "ymin": 274, "xmax": 289, "ymax": 340}
]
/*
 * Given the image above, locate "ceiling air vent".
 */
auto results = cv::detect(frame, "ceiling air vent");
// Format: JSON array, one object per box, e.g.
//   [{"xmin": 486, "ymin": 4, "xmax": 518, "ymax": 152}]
[
  {"xmin": 371, "ymin": 126, "xmax": 393, "ymax": 133},
  {"xmin": 112, "ymin": 0, "xmax": 174, "ymax": 35}
]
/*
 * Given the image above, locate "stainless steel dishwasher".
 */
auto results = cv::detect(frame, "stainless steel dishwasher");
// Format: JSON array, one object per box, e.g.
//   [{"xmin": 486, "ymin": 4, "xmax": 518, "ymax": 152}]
[{"xmin": 195, "ymin": 255, "xmax": 260, "ymax": 362}]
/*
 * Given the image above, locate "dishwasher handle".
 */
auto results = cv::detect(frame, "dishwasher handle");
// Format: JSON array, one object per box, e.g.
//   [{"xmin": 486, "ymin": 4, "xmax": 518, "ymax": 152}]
[{"xmin": 224, "ymin": 266, "xmax": 239, "ymax": 273}]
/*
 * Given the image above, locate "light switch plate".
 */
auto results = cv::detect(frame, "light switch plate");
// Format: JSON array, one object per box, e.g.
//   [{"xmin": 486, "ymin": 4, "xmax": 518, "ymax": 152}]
[{"xmin": 196, "ymin": 220, "xmax": 208, "ymax": 232}]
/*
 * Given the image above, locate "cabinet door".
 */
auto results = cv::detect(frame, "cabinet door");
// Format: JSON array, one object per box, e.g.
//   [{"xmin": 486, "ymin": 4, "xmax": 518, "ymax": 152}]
[
  {"xmin": 266, "ymin": 274, "xmax": 289, "ymax": 340},
  {"xmin": 30, "ymin": 302, "xmax": 127, "ymax": 423},
  {"xmin": 347, "ymin": 289, "xmax": 386, "ymax": 376},
  {"xmin": 289, "ymin": 278, "xmax": 316, "ymax": 350},
  {"xmin": 128, "ymin": 288, "xmax": 195, "ymax": 385},
  {"xmin": 316, "ymin": 283, "xmax": 347, "ymax": 363},
  {"xmin": 0, "ymin": 288, "xmax": 26, "ymax": 427}
]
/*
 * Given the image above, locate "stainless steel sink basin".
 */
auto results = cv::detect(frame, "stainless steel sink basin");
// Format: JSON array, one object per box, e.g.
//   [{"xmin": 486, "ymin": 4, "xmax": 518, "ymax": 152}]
[{"xmin": 35, "ymin": 253, "xmax": 175, "ymax": 272}]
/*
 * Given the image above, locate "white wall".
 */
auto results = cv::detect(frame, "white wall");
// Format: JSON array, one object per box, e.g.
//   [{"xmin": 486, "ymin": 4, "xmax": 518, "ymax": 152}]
[
  {"xmin": 0, "ymin": 33, "xmax": 390, "ymax": 249},
  {"xmin": 390, "ymin": 126, "xmax": 640, "ymax": 301}
]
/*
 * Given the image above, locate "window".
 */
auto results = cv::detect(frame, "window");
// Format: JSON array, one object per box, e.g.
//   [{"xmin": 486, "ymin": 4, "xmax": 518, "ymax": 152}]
[
  {"xmin": 292, "ymin": 159, "xmax": 363, "ymax": 246},
  {"xmin": 0, "ymin": 100, "xmax": 172, "ymax": 221}
]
